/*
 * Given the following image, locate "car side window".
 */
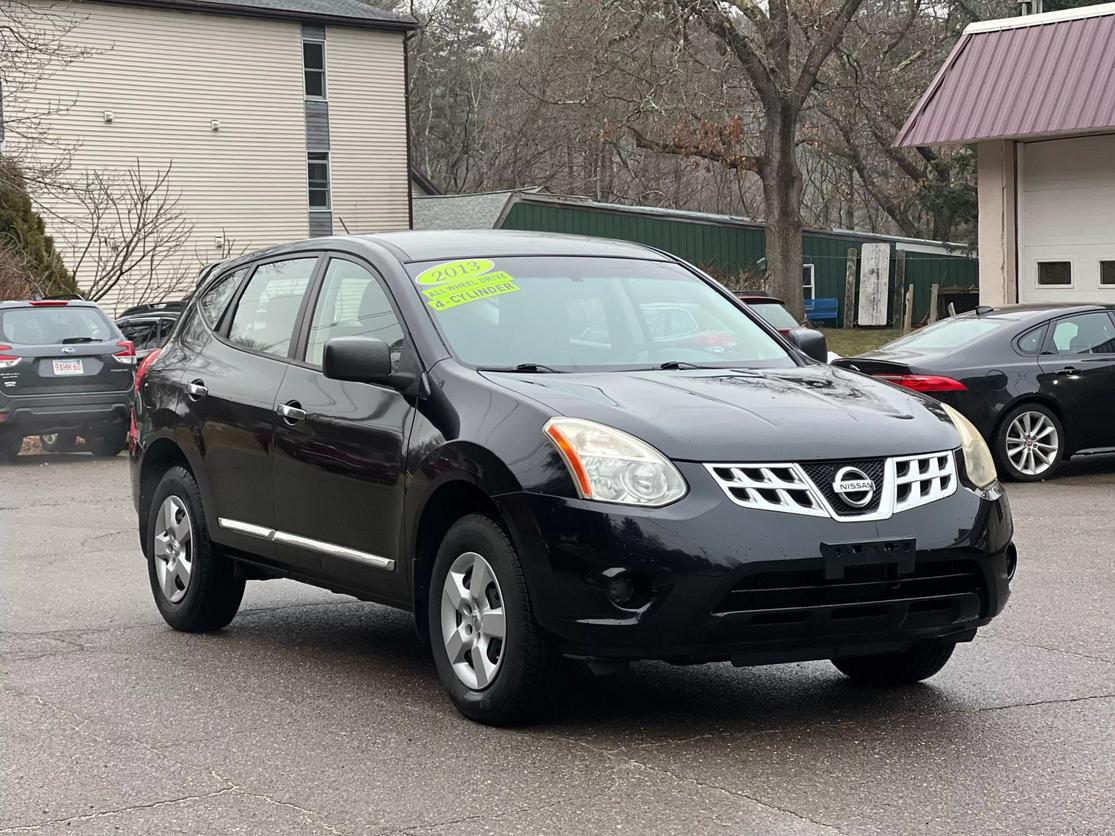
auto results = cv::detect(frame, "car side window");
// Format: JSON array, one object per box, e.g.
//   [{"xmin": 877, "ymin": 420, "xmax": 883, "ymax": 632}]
[
  {"xmin": 228, "ymin": 258, "xmax": 318, "ymax": 358},
  {"xmin": 1049, "ymin": 312, "xmax": 1115, "ymax": 355},
  {"xmin": 199, "ymin": 267, "xmax": 249, "ymax": 328},
  {"xmin": 1016, "ymin": 325, "xmax": 1046, "ymax": 355},
  {"xmin": 120, "ymin": 319, "xmax": 160, "ymax": 351},
  {"xmin": 305, "ymin": 259, "xmax": 404, "ymax": 368}
]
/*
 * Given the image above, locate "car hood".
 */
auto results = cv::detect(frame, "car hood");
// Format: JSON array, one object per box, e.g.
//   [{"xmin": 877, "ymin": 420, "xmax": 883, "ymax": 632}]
[{"xmin": 483, "ymin": 365, "xmax": 959, "ymax": 462}]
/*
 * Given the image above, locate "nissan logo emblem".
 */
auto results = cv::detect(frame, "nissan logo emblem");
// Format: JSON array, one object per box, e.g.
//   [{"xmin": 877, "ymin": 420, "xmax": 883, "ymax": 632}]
[{"xmin": 833, "ymin": 466, "xmax": 876, "ymax": 508}]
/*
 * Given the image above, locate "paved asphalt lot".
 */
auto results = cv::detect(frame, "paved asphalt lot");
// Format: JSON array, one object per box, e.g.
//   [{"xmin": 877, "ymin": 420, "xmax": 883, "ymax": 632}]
[{"xmin": 2, "ymin": 453, "xmax": 1113, "ymax": 835}]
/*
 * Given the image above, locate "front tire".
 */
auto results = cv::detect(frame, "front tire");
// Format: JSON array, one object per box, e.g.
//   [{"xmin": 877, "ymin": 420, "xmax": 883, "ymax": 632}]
[
  {"xmin": 831, "ymin": 638, "xmax": 956, "ymax": 685},
  {"xmin": 88, "ymin": 429, "xmax": 127, "ymax": 458},
  {"xmin": 428, "ymin": 513, "xmax": 560, "ymax": 725},
  {"xmin": 146, "ymin": 466, "xmax": 244, "ymax": 632},
  {"xmin": 994, "ymin": 403, "xmax": 1064, "ymax": 482}
]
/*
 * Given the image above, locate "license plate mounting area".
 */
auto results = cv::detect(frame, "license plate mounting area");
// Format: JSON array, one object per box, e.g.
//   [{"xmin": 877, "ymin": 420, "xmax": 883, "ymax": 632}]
[{"xmin": 819, "ymin": 538, "xmax": 916, "ymax": 581}]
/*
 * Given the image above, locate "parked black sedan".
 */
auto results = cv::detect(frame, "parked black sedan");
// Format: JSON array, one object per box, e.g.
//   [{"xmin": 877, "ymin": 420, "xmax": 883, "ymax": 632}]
[{"xmin": 834, "ymin": 304, "xmax": 1115, "ymax": 481}]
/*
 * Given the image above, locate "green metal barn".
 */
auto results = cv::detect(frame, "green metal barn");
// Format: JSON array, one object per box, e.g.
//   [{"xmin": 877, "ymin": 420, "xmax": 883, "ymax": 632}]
[{"xmin": 413, "ymin": 190, "xmax": 979, "ymax": 325}]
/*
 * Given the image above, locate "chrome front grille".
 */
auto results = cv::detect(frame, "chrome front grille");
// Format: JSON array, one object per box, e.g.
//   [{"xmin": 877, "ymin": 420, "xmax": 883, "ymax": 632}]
[
  {"xmin": 707, "ymin": 464, "xmax": 829, "ymax": 517},
  {"xmin": 706, "ymin": 451, "xmax": 959, "ymax": 522},
  {"xmin": 893, "ymin": 452, "xmax": 958, "ymax": 513}
]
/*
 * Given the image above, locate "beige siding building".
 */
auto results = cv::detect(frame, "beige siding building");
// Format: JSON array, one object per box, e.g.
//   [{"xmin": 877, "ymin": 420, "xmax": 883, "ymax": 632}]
[{"xmin": 6, "ymin": 0, "xmax": 414, "ymax": 313}]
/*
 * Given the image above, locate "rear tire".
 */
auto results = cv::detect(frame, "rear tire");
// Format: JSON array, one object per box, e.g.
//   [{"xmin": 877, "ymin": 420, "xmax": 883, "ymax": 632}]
[
  {"xmin": 831, "ymin": 638, "xmax": 956, "ymax": 685},
  {"xmin": 428, "ymin": 513, "xmax": 561, "ymax": 725},
  {"xmin": 146, "ymin": 466, "xmax": 244, "ymax": 632},
  {"xmin": 88, "ymin": 429, "xmax": 126, "ymax": 458},
  {"xmin": 41, "ymin": 432, "xmax": 77, "ymax": 453},
  {"xmin": 0, "ymin": 433, "xmax": 22, "ymax": 462},
  {"xmin": 993, "ymin": 403, "xmax": 1064, "ymax": 482}
]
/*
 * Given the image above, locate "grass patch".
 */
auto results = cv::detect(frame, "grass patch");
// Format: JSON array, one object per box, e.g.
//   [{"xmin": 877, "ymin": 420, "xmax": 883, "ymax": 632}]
[{"xmin": 822, "ymin": 328, "xmax": 903, "ymax": 358}]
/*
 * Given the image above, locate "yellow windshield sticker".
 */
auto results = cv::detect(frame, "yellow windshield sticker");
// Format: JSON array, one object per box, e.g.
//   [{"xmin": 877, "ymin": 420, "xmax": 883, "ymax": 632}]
[
  {"xmin": 415, "ymin": 259, "xmax": 495, "ymax": 286},
  {"xmin": 416, "ymin": 260, "xmax": 520, "ymax": 311}
]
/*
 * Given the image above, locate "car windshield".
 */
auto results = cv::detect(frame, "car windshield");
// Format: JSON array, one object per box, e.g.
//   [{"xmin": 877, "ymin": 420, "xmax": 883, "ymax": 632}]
[
  {"xmin": 749, "ymin": 302, "xmax": 800, "ymax": 330},
  {"xmin": 0, "ymin": 306, "xmax": 114, "ymax": 346},
  {"xmin": 883, "ymin": 315, "xmax": 1007, "ymax": 351},
  {"xmin": 406, "ymin": 256, "xmax": 795, "ymax": 371}
]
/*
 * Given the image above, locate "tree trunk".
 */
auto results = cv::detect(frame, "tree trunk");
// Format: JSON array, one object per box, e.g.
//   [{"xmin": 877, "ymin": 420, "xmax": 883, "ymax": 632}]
[{"xmin": 761, "ymin": 107, "xmax": 806, "ymax": 320}]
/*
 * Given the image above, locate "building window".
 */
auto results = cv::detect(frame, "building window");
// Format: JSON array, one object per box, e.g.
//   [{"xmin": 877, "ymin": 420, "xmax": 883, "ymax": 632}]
[
  {"xmin": 303, "ymin": 40, "xmax": 326, "ymax": 98},
  {"xmin": 1037, "ymin": 261, "xmax": 1072, "ymax": 286},
  {"xmin": 308, "ymin": 152, "xmax": 330, "ymax": 210},
  {"xmin": 1101, "ymin": 261, "xmax": 1115, "ymax": 286}
]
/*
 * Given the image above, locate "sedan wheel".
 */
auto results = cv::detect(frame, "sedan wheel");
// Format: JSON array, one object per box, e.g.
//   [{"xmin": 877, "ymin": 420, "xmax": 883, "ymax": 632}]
[
  {"xmin": 1005, "ymin": 411, "xmax": 1059, "ymax": 477},
  {"xmin": 440, "ymin": 551, "xmax": 507, "ymax": 690},
  {"xmin": 152, "ymin": 495, "xmax": 193, "ymax": 604},
  {"xmin": 994, "ymin": 404, "xmax": 1064, "ymax": 482}
]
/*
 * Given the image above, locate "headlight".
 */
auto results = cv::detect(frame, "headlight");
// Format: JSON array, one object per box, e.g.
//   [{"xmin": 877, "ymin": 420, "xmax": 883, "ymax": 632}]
[
  {"xmin": 544, "ymin": 417, "xmax": 687, "ymax": 506},
  {"xmin": 941, "ymin": 403, "xmax": 997, "ymax": 489}
]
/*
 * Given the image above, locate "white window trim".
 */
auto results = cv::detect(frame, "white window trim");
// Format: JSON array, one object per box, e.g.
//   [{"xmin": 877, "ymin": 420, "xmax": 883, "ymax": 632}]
[
  {"xmin": 303, "ymin": 38, "xmax": 327, "ymax": 101},
  {"xmin": 307, "ymin": 151, "xmax": 332, "ymax": 212},
  {"xmin": 1035, "ymin": 259, "xmax": 1075, "ymax": 289},
  {"xmin": 1098, "ymin": 257, "xmax": 1115, "ymax": 288},
  {"xmin": 802, "ymin": 263, "xmax": 816, "ymax": 300}
]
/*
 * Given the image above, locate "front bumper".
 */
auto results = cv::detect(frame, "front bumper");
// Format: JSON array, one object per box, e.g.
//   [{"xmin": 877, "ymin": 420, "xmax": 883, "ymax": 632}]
[
  {"xmin": 0, "ymin": 392, "xmax": 132, "ymax": 436},
  {"xmin": 496, "ymin": 462, "xmax": 1014, "ymax": 664}
]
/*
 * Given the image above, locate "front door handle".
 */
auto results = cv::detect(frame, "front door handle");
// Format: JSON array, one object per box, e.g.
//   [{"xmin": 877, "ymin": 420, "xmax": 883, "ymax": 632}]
[
  {"xmin": 185, "ymin": 381, "xmax": 208, "ymax": 399},
  {"xmin": 1055, "ymin": 366, "xmax": 1079, "ymax": 376},
  {"xmin": 277, "ymin": 401, "xmax": 307, "ymax": 424}
]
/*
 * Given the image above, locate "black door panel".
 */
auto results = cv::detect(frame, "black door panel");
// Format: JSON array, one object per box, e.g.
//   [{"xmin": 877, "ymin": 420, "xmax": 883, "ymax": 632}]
[
  {"xmin": 1039, "ymin": 312, "xmax": 1115, "ymax": 451},
  {"xmin": 272, "ymin": 367, "xmax": 412, "ymax": 600}
]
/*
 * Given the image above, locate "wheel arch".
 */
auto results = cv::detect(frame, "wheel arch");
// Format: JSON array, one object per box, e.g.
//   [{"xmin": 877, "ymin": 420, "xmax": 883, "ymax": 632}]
[
  {"xmin": 409, "ymin": 478, "xmax": 507, "ymax": 646},
  {"xmin": 137, "ymin": 436, "xmax": 194, "ymax": 551}
]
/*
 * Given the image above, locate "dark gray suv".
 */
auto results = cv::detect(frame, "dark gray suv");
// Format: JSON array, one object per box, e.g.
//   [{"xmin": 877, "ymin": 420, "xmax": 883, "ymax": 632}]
[{"xmin": 0, "ymin": 300, "xmax": 135, "ymax": 460}]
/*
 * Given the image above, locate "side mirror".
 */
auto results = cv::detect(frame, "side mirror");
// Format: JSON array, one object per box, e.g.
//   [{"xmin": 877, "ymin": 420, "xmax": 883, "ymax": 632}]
[
  {"xmin": 323, "ymin": 337, "xmax": 393, "ymax": 386},
  {"xmin": 788, "ymin": 327, "xmax": 829, "ymax": 363}
]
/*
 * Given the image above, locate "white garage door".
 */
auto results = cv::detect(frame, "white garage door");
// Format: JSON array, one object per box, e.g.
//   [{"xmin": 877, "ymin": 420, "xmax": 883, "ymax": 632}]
[{"xmin": 1018, "ymin": 134, "xmax": 1115, "ymax": 304}]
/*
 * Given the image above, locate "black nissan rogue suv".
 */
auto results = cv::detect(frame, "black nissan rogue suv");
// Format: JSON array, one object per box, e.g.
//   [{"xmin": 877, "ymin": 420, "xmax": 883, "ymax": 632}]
[{"xmin": 130, "ymin": 232, "xmax": 1015, "ymax": 725}]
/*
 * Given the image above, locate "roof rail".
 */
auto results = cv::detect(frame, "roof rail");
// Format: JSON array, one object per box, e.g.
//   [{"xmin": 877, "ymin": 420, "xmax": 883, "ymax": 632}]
[{"xmin": 118, "ymin": 300, "xmax": 187, "ymax": 317}]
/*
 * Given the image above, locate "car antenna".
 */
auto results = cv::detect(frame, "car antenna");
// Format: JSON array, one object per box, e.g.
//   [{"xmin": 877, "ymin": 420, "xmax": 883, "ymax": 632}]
[{"xmin": 975, "ymin": 305, "xmax": 994, "ymax": 316}]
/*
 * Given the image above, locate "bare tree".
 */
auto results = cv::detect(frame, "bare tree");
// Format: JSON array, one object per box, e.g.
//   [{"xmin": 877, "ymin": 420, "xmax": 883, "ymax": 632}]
[{"xmin": 46, "ymin": 162, "xmax": 195, "ymax": 304}]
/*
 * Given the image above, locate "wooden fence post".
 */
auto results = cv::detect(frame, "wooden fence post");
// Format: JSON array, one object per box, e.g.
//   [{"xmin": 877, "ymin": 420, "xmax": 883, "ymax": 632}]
[
  {"xmin": 892, "ymin": 250, "xmax": 906, "ymax": 328},
  {"xmin": 843, "ymin": 248, "xmax": 857, "ymax": 328},
  {"xmin": 902, "ymin": 285, "xmax": 914, "ymax": 334},
  {"xmin": 928, "ymin": 283, "xmax": 940, "ymax": 324}
]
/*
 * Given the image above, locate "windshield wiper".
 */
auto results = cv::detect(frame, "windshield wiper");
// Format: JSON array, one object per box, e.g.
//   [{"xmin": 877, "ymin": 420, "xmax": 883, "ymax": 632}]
[
  {"xmin": 479, "ymin": 363, "xmax": 563, "ymax": 374},
  {"xmin": 655, "ymin": 360, "xmax": 713, "ymax": 370},
  {"xmin": 61, "ymin": 337, "xmax": 98, "ymax": 344}
]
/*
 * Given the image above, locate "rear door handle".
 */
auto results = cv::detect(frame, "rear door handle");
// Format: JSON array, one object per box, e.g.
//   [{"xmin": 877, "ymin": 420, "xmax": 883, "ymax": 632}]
[
  {"xmin": 277, "ymin": 402, "xmax": 306, "ymax": 424},
  {"xmin": 185, "ymin": 381, "xmax": 208, "ymax": 399}
]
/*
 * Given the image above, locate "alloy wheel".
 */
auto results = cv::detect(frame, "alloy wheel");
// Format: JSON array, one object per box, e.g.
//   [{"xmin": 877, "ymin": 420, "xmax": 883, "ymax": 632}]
[
  {"xmin": 152, "ymin": 495, "xmax": 194, "ymax": 603},
  {"xmin": 1005, "ymin": 411, "xmax": 1059, "ymax": 476},
  {"xmin": 440, "ymin": 551, "xmax": 507, "ymax": 690}
]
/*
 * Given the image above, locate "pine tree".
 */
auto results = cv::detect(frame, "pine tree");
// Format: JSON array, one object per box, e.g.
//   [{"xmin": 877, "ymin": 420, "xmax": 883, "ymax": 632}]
[{"xmin": 0, "ymin": 159, "xmax": 75, "ymax": 297}]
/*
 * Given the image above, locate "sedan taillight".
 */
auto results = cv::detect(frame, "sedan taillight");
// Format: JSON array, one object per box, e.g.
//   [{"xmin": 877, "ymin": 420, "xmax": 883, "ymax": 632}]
[
  {"xmin": 114, "ymin": 340, "xmax": 137, "ymax": 365},
  {"xmin": 876, "ymin": 374, "xmax": 968, "ymax": 393},
  {"xmin": 0, "ymin": 345, "xmax": 21, "ymax": 369}
]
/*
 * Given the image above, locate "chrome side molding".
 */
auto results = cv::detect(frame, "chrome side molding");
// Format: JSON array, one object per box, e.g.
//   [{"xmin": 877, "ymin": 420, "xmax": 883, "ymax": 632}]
[{"xmin": 217, "ymin": 518, "xmax": 395, "ymax": 571}]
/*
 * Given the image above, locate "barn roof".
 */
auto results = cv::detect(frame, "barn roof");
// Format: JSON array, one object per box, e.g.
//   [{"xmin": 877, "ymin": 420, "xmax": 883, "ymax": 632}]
[{"xmin": 895, "ymin": 3, "xmax": 1115, "ymax": 147}]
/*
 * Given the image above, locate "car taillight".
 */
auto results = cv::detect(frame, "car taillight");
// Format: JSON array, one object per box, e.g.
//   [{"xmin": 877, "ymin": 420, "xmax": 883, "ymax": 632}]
[
  {"xmin": 0, "ymin": 345, "xmax": 21, "ymax": 369},
  {"xmin": 134, "ymin": 347, "xmax": 162, "ymax": 393},
  {"xmin": 114, "ymin": 340, "xmax": 137, "ymax": 366},
  {"xmin": 876, "ymin": 374, "xmax": 967, "ymax": 393}
]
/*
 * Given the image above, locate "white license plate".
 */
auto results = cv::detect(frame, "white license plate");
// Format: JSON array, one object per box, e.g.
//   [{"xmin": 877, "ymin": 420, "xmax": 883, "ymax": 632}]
[{"xmin": 52, "ymin": 359, "xmax": 84, "ymax": 376}]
